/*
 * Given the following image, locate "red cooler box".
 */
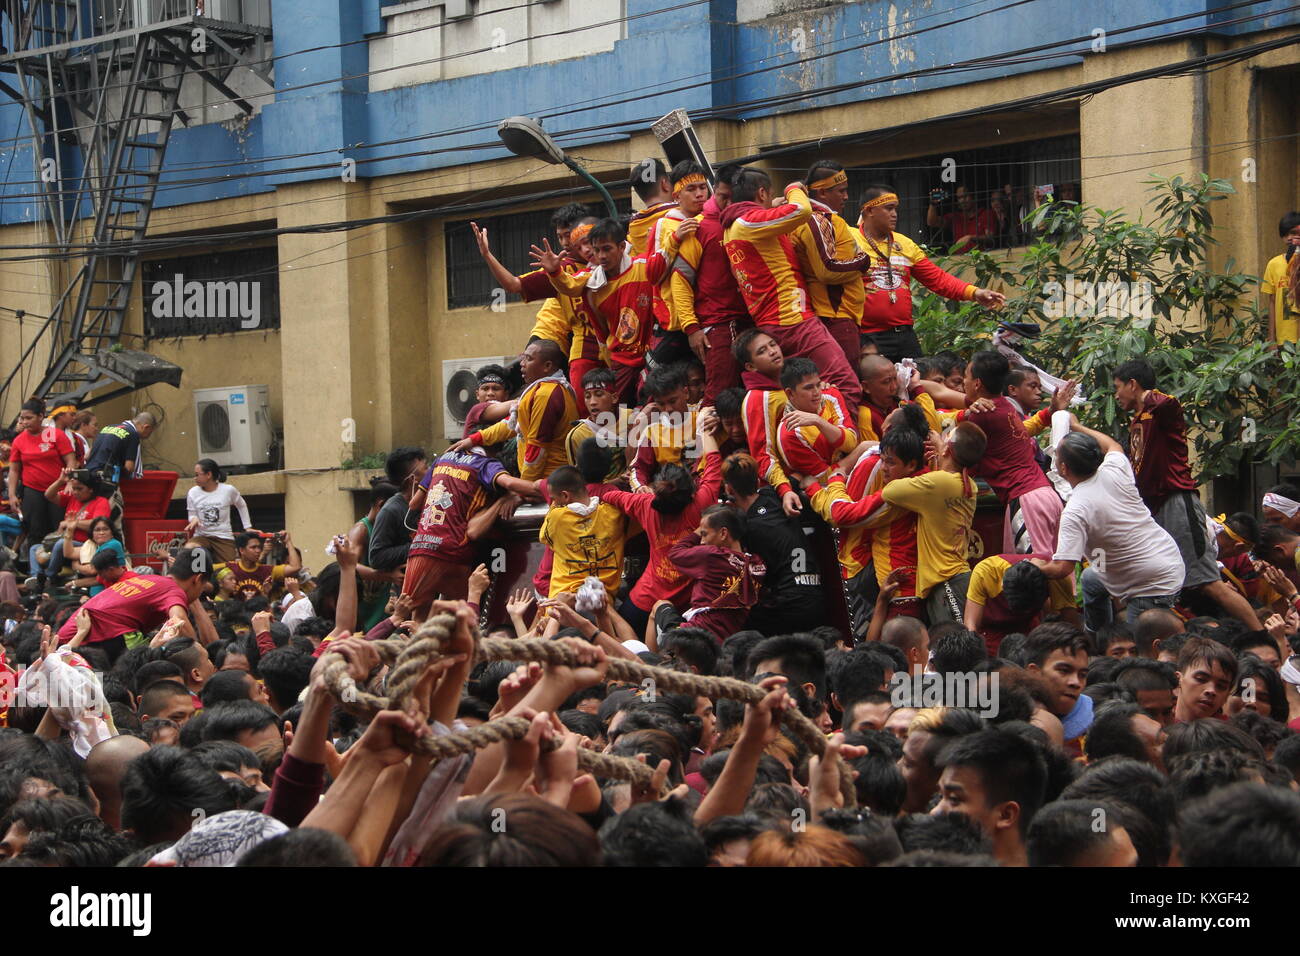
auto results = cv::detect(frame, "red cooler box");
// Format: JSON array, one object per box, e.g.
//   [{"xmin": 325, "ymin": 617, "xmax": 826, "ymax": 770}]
[{"xmin": 121, "ymin": 471, "xmax": 186, "ymax": 570}]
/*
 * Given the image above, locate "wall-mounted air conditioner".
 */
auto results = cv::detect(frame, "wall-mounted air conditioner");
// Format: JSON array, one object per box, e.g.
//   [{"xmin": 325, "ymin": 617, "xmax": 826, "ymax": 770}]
[
  {"xmin": 193, "ymin": 384, "xmax": 274, "ymax": 467},
  {"xmin": 442, "ymin": 357, "xmax": 515, "ymax": 442}
]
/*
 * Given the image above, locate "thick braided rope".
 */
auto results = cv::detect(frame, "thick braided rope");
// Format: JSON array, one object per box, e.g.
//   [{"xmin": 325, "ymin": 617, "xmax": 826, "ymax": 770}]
[
  {"xmin": 471, "ymin": 635, "xmax": 855, "ymax": 805},
  {"xmin": 399, "ymin": 617, "xmax": 855, "ymax": 807},
  {"xmin": 317, "ymin": 622, "xmax": 663, "ymax": 793}
]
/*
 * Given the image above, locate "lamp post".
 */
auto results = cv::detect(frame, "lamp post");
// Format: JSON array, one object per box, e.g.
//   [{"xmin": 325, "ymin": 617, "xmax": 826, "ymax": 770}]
[{"xmin": 497, "ymin": 115, "xmax": 618, "ymax": 219}]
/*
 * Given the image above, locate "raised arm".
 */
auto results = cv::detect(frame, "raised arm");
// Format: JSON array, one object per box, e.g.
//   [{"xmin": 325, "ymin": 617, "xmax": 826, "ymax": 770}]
[
  {"xmin": 1067, "ymin": 414, "xmax": 1122, "ymax": 455},
  {"xmin": 472, "ymin": 222, "xmax": 523, "ymax": 296}
]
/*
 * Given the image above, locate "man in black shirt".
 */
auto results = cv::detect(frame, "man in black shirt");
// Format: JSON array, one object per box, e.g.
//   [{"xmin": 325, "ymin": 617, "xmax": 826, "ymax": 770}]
[
  {"xmin": 367, "ymin": 446, "xmax": 427, "ymax": 573},
  {"xmin": 722, "ymin": 452, "xmax": 827, "ymax": 635},
  {"xmin": 85, "ymin": 411, "xmax": 157, "ymax": 539}
]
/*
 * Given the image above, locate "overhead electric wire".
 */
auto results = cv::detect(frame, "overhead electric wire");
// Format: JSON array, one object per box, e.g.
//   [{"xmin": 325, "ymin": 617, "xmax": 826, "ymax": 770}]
[{"xmin": 0, "ymin": 0, "xmax": 1290, "ymax": 240}]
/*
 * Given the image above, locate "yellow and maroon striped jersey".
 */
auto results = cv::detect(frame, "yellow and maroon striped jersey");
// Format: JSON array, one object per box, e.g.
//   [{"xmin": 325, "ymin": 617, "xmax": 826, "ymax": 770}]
[
  {"xmin": 721, "ymin": 184, "xmax": 816, "ymax": 328},
  {"xmin": 775, "ymin": 385, "xmax": 857, "ymax": 482},
  {"xmin": 627, "ymin": 200, "xmax": 678, "ymax": 257},
  {"xmin": 790, "ymin": 202, "xmax": 869, "ymax": 323}
]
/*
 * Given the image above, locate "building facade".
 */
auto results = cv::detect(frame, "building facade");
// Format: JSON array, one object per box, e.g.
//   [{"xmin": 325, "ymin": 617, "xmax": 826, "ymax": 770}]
[{"xmin": 1, "ymin": 0, "xmax": 1297, "ymax": 559}]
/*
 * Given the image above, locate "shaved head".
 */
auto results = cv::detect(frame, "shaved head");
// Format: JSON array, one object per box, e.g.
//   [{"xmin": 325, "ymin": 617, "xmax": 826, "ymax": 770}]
[
  {"xmin": 861, "ymin": 354, "xmax": 894, "ymax": 378},
  {"xmin": 85, "ymin": 735, "xmax": 150, "ymax": 830}
]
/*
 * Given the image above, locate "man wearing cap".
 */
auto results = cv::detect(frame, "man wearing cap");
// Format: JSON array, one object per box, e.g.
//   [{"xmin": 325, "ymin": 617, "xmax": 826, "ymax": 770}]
[{"xmin": 855, "ymin": 183, "xmax": 1005, "ymax": 361}]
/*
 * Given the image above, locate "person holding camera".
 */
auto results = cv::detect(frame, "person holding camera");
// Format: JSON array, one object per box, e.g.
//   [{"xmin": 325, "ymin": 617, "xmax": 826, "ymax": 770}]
[
  {"xmin": 36, "ymin": 467, "xmax": 111, "ymax": 593},
  {"xmin": 185, "ymin": 458, "xmax": 254, "ymax": 565},
  {"xmin": 926, "ymin": 184, "xmax": 995, "ymax": 253},
  {"xmin": 214, "ymin": 530, "xmax": 301, "ymax": 601}
]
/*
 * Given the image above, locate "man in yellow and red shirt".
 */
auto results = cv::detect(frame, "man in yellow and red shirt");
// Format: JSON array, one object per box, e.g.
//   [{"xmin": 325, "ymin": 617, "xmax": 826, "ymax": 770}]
[
  {"xmin": 721, "ymin": 168, "xmax": 863, "ymax": 415},
  {"xmin": 669, "ymin": 164, "xmax": 752, "ymax": 405},
  {"xmin": 538, "ymin": 216, "xmax": 694, "ymax": 407},
  {"xmin": 648, "ymin": 161, "xmax": 713, "ymax": 372},
  {"xmin": 775, "ymin": 356, "xmax": 856, "ymax": 483},
  {"xmin": 791, "ymin": 160, "xmax": 871, "ymax": 376},
  {"xmin": 733, "ymin": 328, "xmax": 799, "ymax": 517},
  {"xmin": 470, "ymin": 206, "xmax": 607, "ymax": 416},
  {"xmin": 855, "ymin": 184, "xmax": 1004, "ymax": 361},
  {"xmin": 460, "ymin": 339, "xmax": 577, "ymax": 482},
  {"xmin": 627, "ymin": 158, "xmax": 677, "ymax": 257}
]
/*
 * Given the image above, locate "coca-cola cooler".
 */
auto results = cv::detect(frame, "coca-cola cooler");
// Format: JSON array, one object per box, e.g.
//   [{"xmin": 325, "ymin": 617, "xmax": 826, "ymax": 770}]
[{"xmin": 121, "ymin": 471, "xmax": 188, "ymax": 572}]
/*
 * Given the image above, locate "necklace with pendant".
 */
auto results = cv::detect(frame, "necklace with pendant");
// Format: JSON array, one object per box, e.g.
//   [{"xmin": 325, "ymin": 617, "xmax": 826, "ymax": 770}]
[{"xmin": 865, "ymin": 232, "xmax": 897, "ymax": 302}]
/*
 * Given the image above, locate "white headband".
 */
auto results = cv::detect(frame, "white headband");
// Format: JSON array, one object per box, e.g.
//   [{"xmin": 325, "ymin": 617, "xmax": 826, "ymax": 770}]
[{"xmin": 1263, "ymin": 492, "xmax": 1300, "ymax": 518}]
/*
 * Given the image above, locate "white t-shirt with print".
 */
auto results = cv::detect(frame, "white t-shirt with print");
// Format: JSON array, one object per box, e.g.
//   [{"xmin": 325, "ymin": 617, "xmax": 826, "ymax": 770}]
[{"xmin": 186, "ymin": 483, "xmax": 251, "ymax": 541}]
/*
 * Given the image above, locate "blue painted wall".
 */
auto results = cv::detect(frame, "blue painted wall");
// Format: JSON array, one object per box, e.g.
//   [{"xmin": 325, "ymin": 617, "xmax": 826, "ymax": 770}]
[{"xmin": 0, "ymin": 0, "xmax": 1294, "ymax": 225}]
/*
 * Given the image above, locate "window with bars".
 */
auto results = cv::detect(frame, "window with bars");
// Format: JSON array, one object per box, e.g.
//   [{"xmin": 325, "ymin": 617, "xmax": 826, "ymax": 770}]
[
  {"xmin": 445, "ymin": 198, "xmax": 631, "ymax": 310},
  {"xmin": 142, "ymin": 246, "xmax": 281, "ymax": 337},
  {"xmin": 843, "ymin": 134, "xmax": 1082, "ymax": 252}
]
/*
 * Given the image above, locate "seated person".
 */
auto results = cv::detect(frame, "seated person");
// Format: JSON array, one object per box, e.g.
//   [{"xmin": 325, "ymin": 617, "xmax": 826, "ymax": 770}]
[{"xmin": 775, "ymin": 357, "xmax": 856, "ymax": 483}]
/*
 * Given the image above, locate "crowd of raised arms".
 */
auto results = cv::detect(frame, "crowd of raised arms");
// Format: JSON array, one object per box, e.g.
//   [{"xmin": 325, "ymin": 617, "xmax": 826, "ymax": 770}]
[{"xmin": 2, "ymin": 157, "xmax": 1300, "ymax": 869}]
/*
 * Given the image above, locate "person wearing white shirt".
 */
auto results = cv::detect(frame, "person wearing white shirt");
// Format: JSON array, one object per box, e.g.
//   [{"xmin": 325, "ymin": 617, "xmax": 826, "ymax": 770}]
[
  {"xmin": 185, "ymin": 458, "xmax": 254, "ymax": 565},
  {"xmin": 1030, "ymin": 416, "xmax": 1185, "ymax": 633}
]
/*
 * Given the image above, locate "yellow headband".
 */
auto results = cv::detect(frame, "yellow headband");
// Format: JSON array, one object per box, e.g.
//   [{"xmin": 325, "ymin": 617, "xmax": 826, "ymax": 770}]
[
  {"xmin": 49, "ymin": 405, "xmax": 76, "ymax": 418},
  {"xmin": 569, "ymin": 222, "xmax": 594, "ymax": 244},
  {"xmin": 862, "ymin": 192, "xmax": 899, "ymax": 210},
  {"xmin": 671, "ymin": 173, "xmax": 707, "ymax": 197},
  {"xmin": 1214, "ymin": 515, "xmax": 1247, "ymax": 546},
  {"xmin": 809, "ymin": 169, "xmax": 848, "ymax": 191}
]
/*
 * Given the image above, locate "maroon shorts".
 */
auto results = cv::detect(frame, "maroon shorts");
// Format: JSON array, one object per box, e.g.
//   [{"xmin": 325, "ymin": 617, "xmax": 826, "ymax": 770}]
[
  {"xmin": 402, "ymin": 554, "xmax": 470, "ymax": 615},
  {"xmin": 762, "ymin": 319, "xmax": 863, "ymax": 415},
  {"xmin": 701, "ymin": 319, "xmax": 752, "ymax": 406},
  {"xmin": 612, "ymin": 361, "xmax": 645, "ymax": 407}
]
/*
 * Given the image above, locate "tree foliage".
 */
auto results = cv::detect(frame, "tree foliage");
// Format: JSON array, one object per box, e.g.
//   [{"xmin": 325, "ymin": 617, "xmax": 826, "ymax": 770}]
[{"xmin": 912, "ymin": 174, "xmax": 1300, "ymax": 480}]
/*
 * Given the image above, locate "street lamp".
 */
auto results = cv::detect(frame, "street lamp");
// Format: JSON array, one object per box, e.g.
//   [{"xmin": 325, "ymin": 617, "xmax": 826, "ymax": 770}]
[{"xmin": 497, "ymin": 115, "xmax": 618, "ymax": 219}]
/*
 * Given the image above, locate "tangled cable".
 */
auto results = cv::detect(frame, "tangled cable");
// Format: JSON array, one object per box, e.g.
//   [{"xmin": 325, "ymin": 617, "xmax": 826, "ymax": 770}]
[{"xmin": 320, "ymin": 613, "xmax": 857, "ymax": 806}]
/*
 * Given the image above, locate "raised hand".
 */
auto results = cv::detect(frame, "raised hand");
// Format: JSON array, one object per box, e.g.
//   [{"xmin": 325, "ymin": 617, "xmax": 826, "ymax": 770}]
[
  {"xmin": 528, "ymin": 238, "xmax": 563, "ymax": 274},
  {"xmin": 1050, "ymin": 379, "xmax": 1079, "ymax": 413}
]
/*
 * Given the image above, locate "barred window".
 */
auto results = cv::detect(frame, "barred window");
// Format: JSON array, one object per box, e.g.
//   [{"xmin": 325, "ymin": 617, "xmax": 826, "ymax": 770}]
[
  {"xmin": 142, "ymin": 247, "xmax": 281, "ymax": 338},
  {"xmin": 841, "ymin": 133, "xmax": 1082, "ymax": 252},
  {"xmin": 445, "ymin": 198, "xmax": 631, "ymax": 310}
]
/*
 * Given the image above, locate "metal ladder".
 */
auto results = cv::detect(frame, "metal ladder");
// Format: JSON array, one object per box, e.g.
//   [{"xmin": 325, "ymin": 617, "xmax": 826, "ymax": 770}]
[{"xmin": 33, "ymin": 31, "xmax": 189, "ymax": 403}]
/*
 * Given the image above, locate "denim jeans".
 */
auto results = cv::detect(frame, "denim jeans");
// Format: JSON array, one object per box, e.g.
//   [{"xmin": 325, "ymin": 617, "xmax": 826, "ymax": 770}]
[{"xmin": 1081, "ymin": 566, "xmax": 1178, "ymax": 632}]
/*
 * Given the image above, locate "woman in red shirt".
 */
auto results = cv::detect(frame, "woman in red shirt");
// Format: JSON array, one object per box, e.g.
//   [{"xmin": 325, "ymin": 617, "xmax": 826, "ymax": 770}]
[{"xmin": 5, "ymin": 399, "xmax": 76, "ymax": 580}]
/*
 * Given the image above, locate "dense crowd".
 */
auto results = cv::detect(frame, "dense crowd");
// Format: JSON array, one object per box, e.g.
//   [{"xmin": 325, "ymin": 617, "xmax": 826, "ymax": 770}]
[{"xmin": 1, "ymin": 160, "xmax": 1299, "ymax": 868}]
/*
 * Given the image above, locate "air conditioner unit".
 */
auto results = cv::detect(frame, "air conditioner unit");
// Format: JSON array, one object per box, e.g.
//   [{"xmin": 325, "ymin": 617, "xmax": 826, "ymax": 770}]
[
  {"xmin": 193, "ymin": 385, "xmax": 275, "ymax": 467},
  {"xmin": 442, "ymin": 357, "xmax": 515, "ymax": 442}
]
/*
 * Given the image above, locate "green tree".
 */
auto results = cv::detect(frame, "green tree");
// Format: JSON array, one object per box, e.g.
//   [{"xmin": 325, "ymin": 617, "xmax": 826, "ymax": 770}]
[{"xmin": 912, "ymin": 174, "xmax": 1300, "ymax": 480}]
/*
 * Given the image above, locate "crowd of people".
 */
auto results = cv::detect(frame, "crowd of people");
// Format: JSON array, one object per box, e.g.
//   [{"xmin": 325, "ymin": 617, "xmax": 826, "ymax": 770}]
[{"xmin": 1, "ymin": 159, "xmax": 1299, "ymax": 869}]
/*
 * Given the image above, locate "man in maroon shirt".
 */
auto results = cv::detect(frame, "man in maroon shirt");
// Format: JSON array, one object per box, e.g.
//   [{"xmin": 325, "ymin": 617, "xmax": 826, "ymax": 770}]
[
  {"xmin": 1113, "ymin": 358, "xmax": 1262, "ymax": 629},
  {"xmin": 654, "ymin": 505, "xmax": 766, "ymax": 643},
  {"xmin": 961, "ymin": 350, "xmax": 1062, "ymax": 554},
  {"xmin": 57, "ymin": 546, "xmax": 214, "ymax": 664},
  {"xmin": 926, "ymin": 185, "xmax": 996, "ymax": 253},
  {"xmin": 680, "ymin": 165, "xmax": 753, "ymax": 406}
]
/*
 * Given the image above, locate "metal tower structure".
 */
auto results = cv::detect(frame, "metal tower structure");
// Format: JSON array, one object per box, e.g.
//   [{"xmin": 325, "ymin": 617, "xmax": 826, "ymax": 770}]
[{"xmin": 0, "ymin": 0, "xmax": 272, "ymax": 410}]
